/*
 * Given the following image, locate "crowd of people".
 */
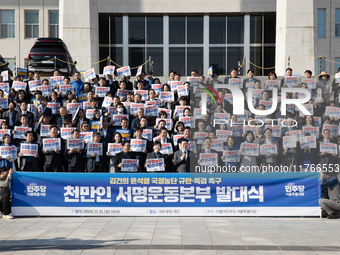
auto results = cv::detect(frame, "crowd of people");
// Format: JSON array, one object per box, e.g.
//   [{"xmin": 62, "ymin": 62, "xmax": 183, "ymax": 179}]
[
  {"xmin": 0, "ymin": 67, "xmax": 339, "ymax": 175},
  {"xmin": 0, "ymin": 65, "xmax": 339, "ymax": 218}
]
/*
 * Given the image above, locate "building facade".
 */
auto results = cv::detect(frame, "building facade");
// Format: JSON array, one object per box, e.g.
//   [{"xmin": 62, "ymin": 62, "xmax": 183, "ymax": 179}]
[{"xmin": 0, "ymin": 0, "xmax": 339, "ymax": 77}]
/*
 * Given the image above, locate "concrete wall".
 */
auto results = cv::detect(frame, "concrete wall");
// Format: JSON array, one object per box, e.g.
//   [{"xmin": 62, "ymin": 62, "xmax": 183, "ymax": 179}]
[
  {"xmin": 59, "ymin": 0, "xmax": 99, "ymax": 73},
  {"xmin": 97, "ymin": 0, "xmax": 276, "ymax": 13},
  {"xmin": 0, "ymin": 0, "xmax": 59, "ymax": 70},
  {"xmin": 315, "ymin": 0, "xmax": 340, "ymax": 75},
  {"xmin": 275, "ymin": 0, "xmax": 316, "ymax": 76}
]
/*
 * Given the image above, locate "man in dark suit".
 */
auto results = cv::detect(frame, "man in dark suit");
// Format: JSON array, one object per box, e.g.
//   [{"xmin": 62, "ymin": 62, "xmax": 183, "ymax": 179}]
[
  {"xmin": 318, "ymin": 129, "xmax": 337, "ymax": 168},
  {"xmin": 53, "ymin": 106, "xmax": 72, "ymax": 129},
  {"xmin": 65, "ymin": 129, "xmax": 84, "ymax": 172},
  {"xmin": 134, "ymin": 71, "xmax": 149, "ymax": 90},
  {"xmin": 145, "ymin": 141, "xmax": 170, "ymax": 172},
  {"xmin": 131, "ymin": 127, "xmax": 152, "ymax": 172},
  {"xmin": 224, "ymin": 68, "xmax": 239, "ymax": 84},
  {"xmin": 115, "ymin": 140, "xmax": 139, "ymax": 172},
  {"xmin": 105, "ymin": 74, "xmax": 119, "ymax": 95},
  {"xmin": 36, "ymin": 97, "xmax": 53, "ymax": 120},
  {"xmin": 2, "ymin": 101, "xmax": 18, "ymax": 129},
  {"xmin": 207, "ymin": 72, "xmax": 223, "ymax": 88},
  {"xmin": 99, "ymin": 117, "xmax": 114, "ymax": 171},
  {"xmin": 243, "ymin": 69, "xmax": 261, "ymax": 90},
  {"xmin": 86, "ymin": 132, "xmax": 107, "ymax": 172},
  {"xmin": 18, "ymin": 131, "xmax": 41, "ymax": 171},
  {"xmin": 15, "ymin": 101, "xmax": 34, "ymax": 126},
  {"xmin": 173, "ymin": 138, "xmax": 197, "ymax": 173},
  {"xmin": 39, "ymin": 124, "xmax": 65, "ymax": 172},
  {"xmin": 198, "ymin": 137, "xmax": 221, "ymax": 166},
  {"xmin": 259, "ymin": 128, "xmax": 280, "ymax": 167}
]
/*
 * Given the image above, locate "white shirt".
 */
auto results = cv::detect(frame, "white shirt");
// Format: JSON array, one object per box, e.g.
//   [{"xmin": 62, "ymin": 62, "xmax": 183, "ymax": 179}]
[
  {"xmin": 8, "ymin": 111, "xmax": 13, "ymax": 126},
  {"xmin": 182, "ymin": 150, "xmax": 187, "ymax": 161}
]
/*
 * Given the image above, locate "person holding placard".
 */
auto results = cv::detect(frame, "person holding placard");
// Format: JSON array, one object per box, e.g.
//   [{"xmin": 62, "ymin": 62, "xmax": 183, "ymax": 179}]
[
  {"xmin": 13, "ymin": 115, "xmax": 33, "ymax": 146},
  {"xmin": 224, "ymin": 68, "xmax": 239, "ymax": 85},
  {"xmin": 74, "ymin": 109, "xmax": 90, "ymax": 130},
  {"xmin": 65, "ymin": 129, "xmax": 84, "ymax": 172},
  {"xmin": 131, "ymin": 127, "xmax": 150, "ymax": 172},
  {"xmin": 131, "ymin": 108, "xmax": 151, "ymax": 131},
  {"xmin": 53, "ymin": 106, "xmax": 72, "ymax": 129},
  {"xmin": 259, "ymin": 128, "xmax": 280, "ymax": 168},
  {"xmin": 198, "ymin": 137, "xmax": 221, "ymax": 166},
  {"xmin": 239, "ymin": 131, "xmax": 259, "ymax": 171},
  {"xmin": 299, "ymin": 133, "xmax": 318, "ymax": 171},
  {"xmin": 281, "ymin": 143, "xmax": 299, "ymax": 172},
  {"xmin": 0, "ymin": 134, "xmax": 16, "ymax": 170},
  {"xmin": 318, "ymin": 129, "xmax": 337, "ymax": 168},
  {"xmin": 41, "ymin": 124, "xmax": 64, "ymax": 172},
  {"xmin": 115, "ymin": 140, "xmax": 139, "ymax": 172},
  {"xmin": 18, "ymin": 131, "xmax": 40, "ymax": 172},
  {"xmin": 145, "ymin": 141, "xmax": 168, "ymax": 172},
  {"xmin": 106, "ymin": 132, "xmax": 123, "ymax": 173},
  {"xmin": 85, "ymin": 132, "xmax": 106, "ymax": 173},
  {"xmin": 243, "ymin": 70, "xmax": 260, "ymax": 90},
  {"xmin": 222, "ymin": 136, "xmax": 240, "ymax": 169}
]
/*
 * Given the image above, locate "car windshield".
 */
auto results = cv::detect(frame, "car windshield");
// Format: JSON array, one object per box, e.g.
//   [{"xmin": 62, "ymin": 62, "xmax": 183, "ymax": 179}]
[{"xmin": 30, "ymin": 45, "xmax": 66, "ymax": 53}]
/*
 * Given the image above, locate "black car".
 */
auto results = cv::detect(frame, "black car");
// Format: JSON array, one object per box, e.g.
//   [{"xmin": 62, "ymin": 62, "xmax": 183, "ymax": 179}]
[
  {"xmin": 27, "ymin": 38, "xmax": 77, "ymax": 76},
  {"xmin": 0, "ymin": 55, "xmax": 13, "ymax": 76}
]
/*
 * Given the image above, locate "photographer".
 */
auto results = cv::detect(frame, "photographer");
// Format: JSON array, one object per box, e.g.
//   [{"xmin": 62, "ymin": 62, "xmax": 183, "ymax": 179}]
[
  {"xmin": 0, "ymin": 166, "xmax": 13, "ymax": 219},
  {"xmin": 319, "ymin": 172, "xmax": 340, "ymax": 219}
]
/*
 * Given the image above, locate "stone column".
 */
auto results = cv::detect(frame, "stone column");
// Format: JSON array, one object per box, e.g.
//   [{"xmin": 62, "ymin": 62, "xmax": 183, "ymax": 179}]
[
  {"xmin": 275, "ymin": 0, "xmax": 316, "ymax": 76},
  {"xmin": 59, "ymin": 0, "xmax": 99, "ymax": 74}
]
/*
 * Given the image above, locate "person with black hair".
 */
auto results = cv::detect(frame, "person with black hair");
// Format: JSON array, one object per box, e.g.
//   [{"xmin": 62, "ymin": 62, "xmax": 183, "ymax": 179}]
[
  {"xmin": 0, "ymin": 166, "xmax": 13, "ymax": 219},
  {"xmin": 18, "ymin": 131, "xmax": 41, "ymax": 172}
]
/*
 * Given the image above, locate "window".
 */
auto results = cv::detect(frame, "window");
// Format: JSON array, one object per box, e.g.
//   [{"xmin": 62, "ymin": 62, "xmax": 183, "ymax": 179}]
[
  {"xmin": 147, "ymin": 16, "xmax": 163, "ymax": 44},
  {"xmin": 1, "ymin": 10, "xmax": 15, "ymax": 38},
  {"xmin": 25, "ymin": 11, "xmax": 39, "ymax": 38},
  {"xmin": 169, "ymin": 16, "xmax": 185, "ymax": 44},
  {"xmin": 129, "ymin": 16, "xmax": 145, "ymax": 44},
  {"xmin": 49, "ymin": 11, "xmax": 59, "ymax": 38},
  {"xmin": 187, "ymin": 16, "xmax": 203, "ymax": 44},
  {"xmin": 209, "ymin": 47, "xmax": 226, "ymax": 75},
  {"xmin": 317, "ymin": 9, "xmax": 325, "ymax": 38},
  {"xmin": 336, "ymin": 9, "xmax": 340, "ymax": 37},
  {"xmin": 227, "ymin": 16, "xmax": 244, "ymax": 44},
  {"xmin": 209, "ymin": 16, "xmax": 226, "ymax": 44},
  {"xmin": 4, "ymin": 58, "xmax": 14, "ymax": 73},
  {"xmin": 99, "ymin": 14, "xmax": 123, "ymax": 44}
]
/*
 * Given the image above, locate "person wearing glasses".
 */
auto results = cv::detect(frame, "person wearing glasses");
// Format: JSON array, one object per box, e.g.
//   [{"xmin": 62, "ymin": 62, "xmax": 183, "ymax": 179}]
[{"xmin": 114, "ymin": 140, "xmax": 139, "ymax": 172}]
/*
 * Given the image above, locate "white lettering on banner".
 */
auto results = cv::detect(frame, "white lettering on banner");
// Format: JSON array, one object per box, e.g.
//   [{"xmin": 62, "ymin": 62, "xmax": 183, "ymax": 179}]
[
  {"xmin": 116, "ymin": 186, "xmax": 211, "ymax": 203},
  {"xmin": 67, "ymin": 139, "xmax": 84, "ymax": 150},
  {"xmin": 285, "ymin": 182, "xmax": 305, "ymax": 197},
  {"xmin": 265, "ymin": 80, "xmax": 280, "ymax": 90},
  {"xmin": 95, "ymin": 87, "xmax": 110, "ymax": 98},
  {"xmin": 108, "ymin": 143, "xmax": 123, "ymax": 155},
  {"xmin": 168, "ymin": 81, "xmax": 184, "ymax": 91},
  {"xmin": 229, "ymin": 78, "xmax": 243, "ymax": 88},
  {"xmin": 27, "ymin": 183, "xmax": 47, "ymax": 197},
  {"xmin": 216, "ymin": 186, "xmax": 264, "ymax": 202},
  {"xmin": 222, "ymin": 150, "xmax": 240, "ymax": 162},
  {"xmin": 43, "ymin": 138, "xmax": 61, "ymax": 151},
  {"xmin": 87, "ymin": 143, "xmax": 102, "ymax": 156},
  {"xmin": 60, "ymin": 85, "xmax": 74, "ymax": 96},
  {"xmin": 160, "ymin": 92, "xmax": 174, "ymax": 103},
  {"xmin": 47, "ymin": 102, "xmax": 60, "ymax": 115},
  {"xmin": 50, "ymin": 76, "xmax": 64, "ymax": 86},
  {"xmin": 37, "ymin": 85, "xmax": 52, "ymax": 97},
  {"xmin": 241, "ymin": 143, "xmax": 259, "ymax": 156},
  {"xmin": 199, "ymin": 153, "xmax": 218, "ymax": 166},
  {"xmin": 12, "ymin": 81, "xmax": 27, "ymax": 91},
  {"xmin": 320, "ymin": 143, "xmax": 338, "ymax": 154},
  {"xmin": 301, "ymin": 78, "xmax": 316, "ymax": 89},
  {"xmin": 28, "ymin": 80, "xmax": 41, "ymax": 91},
  {"xmin": 130, "ymin": 103, "xmax": 145, "ymax": 115},
  {"xmin": 64, "ymin": 186, "xmax": 111, "ymax": 202}
]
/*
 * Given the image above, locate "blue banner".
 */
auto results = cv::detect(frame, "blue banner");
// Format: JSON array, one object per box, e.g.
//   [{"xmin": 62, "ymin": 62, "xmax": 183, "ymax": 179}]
[{"xmin": 11, "ymin": 172, "xmax": 320, "ymax": 216}]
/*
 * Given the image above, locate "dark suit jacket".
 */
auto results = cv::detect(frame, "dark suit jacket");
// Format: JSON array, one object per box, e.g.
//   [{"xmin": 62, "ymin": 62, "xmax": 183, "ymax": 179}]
[
  {"xmin": 85, "ymin": 143, "xmax": 107, "ymax": 172},
  {"xmin": 18, "ymin": 141, "xmax": 41, "ymax": 171},
  {"xmin": 53, "ymin": 114, "xmax": 72, "ymax": 129},
  {"xmin": 114, "ymin": 151, "xmax": 138, "ymax": 172},
  {"xmin": 65, "ymin": 143, "xmax": 85, "ymax": 169},
  {"xmin": 173, "ymin": 149, "xmax": 197, "ymax": 173},
  {"xmin": 75, "ymin": 117, "xmax": 90, "ymax": 130},
  {"xmin": 243, "ymin": 78, "xmax": 261, "ymax": 90},
  {"xmin": 317, "ymin": 140, "xmax": 338, "ymax": 166},
  {"xmin": 2, "ymin": 110, "xmax": 18, "ymax": 127},
  {"xmin": 100, "ymin": 128, "xmax": 114, "ymax": 154},
  {"xmin": 15, "ymin": 110, "xmax": 34, "ymax": 126},
  {"xmin": 36, "ymin": 107, "xmax": 53, "ymax": 120},
  {"xmin": 224, "ymin": 76, "xmax": 240, "ymax": 85},
  {"xmin": 40, "ymin": 135, "xmax": 65, "ymax": 166},
  {"xmin": 146, "ymin": 151, "xmax": 171, "ymax": 172}
]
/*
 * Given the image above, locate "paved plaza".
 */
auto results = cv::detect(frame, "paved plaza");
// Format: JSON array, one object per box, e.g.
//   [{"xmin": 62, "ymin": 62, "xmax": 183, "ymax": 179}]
[{"xmin": 1, "ymin": 216, "xmax": 340, "ymax": 254}]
